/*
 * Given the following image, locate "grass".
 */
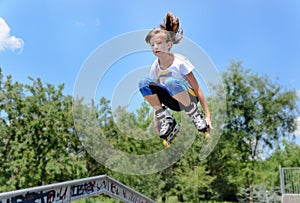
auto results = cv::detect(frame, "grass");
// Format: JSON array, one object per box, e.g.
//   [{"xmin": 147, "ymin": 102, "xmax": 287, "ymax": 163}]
[
  {"xmin": 157, "ymin": 196, "xmax": 233, "ymax": 203},
  {"xmin": 73, "ymin": 195, "xmax": 235, "ymax": 203}
]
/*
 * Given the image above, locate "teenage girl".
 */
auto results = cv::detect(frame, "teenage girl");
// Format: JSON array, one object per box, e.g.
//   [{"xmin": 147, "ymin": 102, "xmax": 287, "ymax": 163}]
[{"xmin": 138, "ymin": 12, "xmax": 213, "ymax": 138}]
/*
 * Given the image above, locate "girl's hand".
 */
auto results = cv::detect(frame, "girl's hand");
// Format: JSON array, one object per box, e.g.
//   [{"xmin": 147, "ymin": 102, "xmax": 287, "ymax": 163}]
[{"xmin": 205, "ymin": 117, "xmax": 213, "ymax": 131}]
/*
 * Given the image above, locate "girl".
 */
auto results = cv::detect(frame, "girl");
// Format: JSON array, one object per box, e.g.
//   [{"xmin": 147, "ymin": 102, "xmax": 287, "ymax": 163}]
[{"xmin": 138, "ymin": 12, "xmax": 212, "ymax": 140}]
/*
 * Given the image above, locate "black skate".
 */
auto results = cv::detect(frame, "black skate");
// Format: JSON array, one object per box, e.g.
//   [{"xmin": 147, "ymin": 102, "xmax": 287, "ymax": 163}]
[
  {"xmin": 162, "ymin": 123, "xmax": 180, "ymax": 148},
  {"xmin": 155, "ymin": 107, "xmax": 181, "ymax": 147},
  {"xmin": 185, "ymin": 103, "xmax": 211, "ymax": 140}
]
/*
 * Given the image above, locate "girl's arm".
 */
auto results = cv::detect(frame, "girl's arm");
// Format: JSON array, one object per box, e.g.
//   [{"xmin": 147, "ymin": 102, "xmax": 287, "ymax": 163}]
[{"xmin": 186, "ymin": 71, "xmax": 213, "ymax": 129}]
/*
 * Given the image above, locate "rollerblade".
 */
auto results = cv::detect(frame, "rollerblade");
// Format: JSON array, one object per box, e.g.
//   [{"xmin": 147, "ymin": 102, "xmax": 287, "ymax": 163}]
[
  {"xmin": 162, "ymin": 124, "xmax": 180, "ymax": 148},
  {"xmin": 185, "ymin": 102, "xmax": 211, "ymax": 140},
  {"xmin": 155, "ymin": 107, "xmax": 180, "ymax": 147}
]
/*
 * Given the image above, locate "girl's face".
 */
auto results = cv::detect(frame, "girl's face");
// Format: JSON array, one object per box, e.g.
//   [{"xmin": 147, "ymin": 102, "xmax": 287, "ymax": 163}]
[{"xmin": 149, "ymin": 33, "xmax": 172, "ymax": 57}]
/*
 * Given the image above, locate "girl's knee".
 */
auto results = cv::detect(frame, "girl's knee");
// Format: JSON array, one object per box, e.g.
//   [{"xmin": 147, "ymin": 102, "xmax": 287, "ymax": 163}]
[
  {"xmin": 138, "ymin": 77, "xmax": 156, "ymax": 97},
  {"xmin": 138, "ymin": 77, "xmax": 154, "ymax": 88},
  {"xmin": 164, "ymin": 77, "xmax": 187, "ymax": 95}
]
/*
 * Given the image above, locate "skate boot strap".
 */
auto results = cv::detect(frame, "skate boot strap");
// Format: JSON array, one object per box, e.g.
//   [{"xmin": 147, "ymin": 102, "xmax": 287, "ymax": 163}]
[
  {"xmin": 185, "ymin": 103, "xmax": 208, "ymax": 132},
  {"xmin": 159, "ymin": 117, "xmax": 177, "ymax": 137},
  {"xmin": 185, "ymin": 103, "xmax": 204, "ymax": 118}
]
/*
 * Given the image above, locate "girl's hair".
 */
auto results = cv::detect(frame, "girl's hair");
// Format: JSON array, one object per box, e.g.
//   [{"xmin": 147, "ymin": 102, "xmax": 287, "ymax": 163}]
[{"xmin": 145, "ymin": 12, "xmax": 183, "ymax": 45}]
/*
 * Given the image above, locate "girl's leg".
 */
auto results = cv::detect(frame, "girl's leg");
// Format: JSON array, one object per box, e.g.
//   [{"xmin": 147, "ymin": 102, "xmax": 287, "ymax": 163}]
[
  {"xmin": 138, "ymin": 77, "xmax": 178, "ymax": 137},
  {"xmin": 164, "ymin": 77, "xmax": 194, "ymax": 109},
  {"xmin": 164, "ymin": 77, "xmax": 208, "ymax": 132},
  {"xmin": 172, "ymin": 91, "xmax": 191, "ymax": 107},
  {"xmin": 138, "ymin": 77, "xmax": 181, "ymax": 111},
  {"xmin": 144, "ymin": 94, "xmax": 163, "ymax": 111},
  {"xmin": 138, "ymin": 77, "xmax": 162, "ymax": 110}
]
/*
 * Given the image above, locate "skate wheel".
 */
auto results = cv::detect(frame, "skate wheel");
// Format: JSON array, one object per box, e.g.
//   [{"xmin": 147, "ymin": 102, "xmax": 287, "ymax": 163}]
[
  {"xmin": 204, "ymin": 132, "xmax": 211, "ymax": 140},
  {"xmin": 163, "ymin": 139, "xmax": 170, "ymax": 148}
]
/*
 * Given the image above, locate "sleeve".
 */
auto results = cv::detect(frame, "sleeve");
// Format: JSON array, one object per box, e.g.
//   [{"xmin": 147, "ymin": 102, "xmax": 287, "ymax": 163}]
[{"xmin": 177, "ymin": 54, "xmax": 195, "ymax": 75}]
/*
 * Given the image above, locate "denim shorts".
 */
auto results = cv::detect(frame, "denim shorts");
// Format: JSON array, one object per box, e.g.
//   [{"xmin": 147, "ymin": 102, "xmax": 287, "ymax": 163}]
[{"xmin": 138, "ymin": 77, "xmax": 198, "ymax": 111}]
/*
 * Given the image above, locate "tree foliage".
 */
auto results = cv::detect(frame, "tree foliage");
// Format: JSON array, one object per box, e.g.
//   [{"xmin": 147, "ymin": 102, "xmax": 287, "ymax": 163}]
[
  {"xmin": 0, "ymin": 61, "xmax": 299, "ymax": 203},
  {"xmin": 207, "ymin": 61, "xmax": 299, "ymax": 202},
  {"xmin": 0, "ymin": 69, "xmax": 86, "ymax": 191}
]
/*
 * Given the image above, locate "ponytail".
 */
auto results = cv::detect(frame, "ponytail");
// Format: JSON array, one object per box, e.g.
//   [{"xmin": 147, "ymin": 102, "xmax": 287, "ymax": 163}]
[
  {"xmin": 159, "ymin": 12, "xmax": 183, "ymax": 44},
  {"xmin": 145, "ymin": 12, "xmax": 184, "ymax": 45}
]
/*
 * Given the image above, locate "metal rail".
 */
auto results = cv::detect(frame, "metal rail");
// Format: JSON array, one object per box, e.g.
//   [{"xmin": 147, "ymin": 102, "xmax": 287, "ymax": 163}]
[
  {"xmin": 280, "ymin": 166, "xmax": 300, "ymax": 203},
  {"xmin": 0, "ymin": 175, "xmax": 156, "ymax": 203}
]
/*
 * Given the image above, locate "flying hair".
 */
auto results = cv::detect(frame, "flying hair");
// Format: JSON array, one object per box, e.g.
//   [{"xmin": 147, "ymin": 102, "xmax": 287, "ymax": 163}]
[{"xmin": 145, "ymin": 12, "xmax": 184, "ymax": 45}]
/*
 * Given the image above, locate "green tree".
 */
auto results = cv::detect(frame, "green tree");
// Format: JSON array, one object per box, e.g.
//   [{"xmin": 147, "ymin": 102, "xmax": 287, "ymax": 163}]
[
  {"xmin": 0, "ymin": 69, "xmax": 87, "ymax": 191},
  {"xmin": 257, "ymin": 139, "xmax": 300, "ymax": 189},
  {"xmin": 207, "ymin": 61, "xmax": 299, "ymax": 202},
  {"xmin": 270, "ymin": 139, "xmax": 300, "ymax": 167},
  {"xmin": 80, "ymin": 99, "xmax": 216, "ymax": 202}
]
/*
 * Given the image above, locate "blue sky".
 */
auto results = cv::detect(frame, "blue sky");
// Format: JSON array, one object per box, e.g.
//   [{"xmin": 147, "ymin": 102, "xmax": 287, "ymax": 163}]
[{"xmin": 0, "ymin": 0, "xmax": 300, "ymax": 140}]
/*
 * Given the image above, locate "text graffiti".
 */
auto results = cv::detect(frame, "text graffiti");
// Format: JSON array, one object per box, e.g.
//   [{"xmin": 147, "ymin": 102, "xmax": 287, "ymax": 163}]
[{"xmin": 0, "ymin": 176, "xmax": 155, "ymax": 203}]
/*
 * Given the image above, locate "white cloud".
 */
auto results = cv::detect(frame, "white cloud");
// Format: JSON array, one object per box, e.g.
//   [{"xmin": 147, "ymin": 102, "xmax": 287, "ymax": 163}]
[
  {"xmin": 74, "ymin": 20, "xmax": 85, "ymax": 27},
  {"xmin": 295, "ymin": 117, "xmax": 300, "ymax": 136},
  {"xmin": 74, "ymin": 18, "xmax": 101, "ymax": 28},
  {"xmin": 297, "ymin": 89, "xmax": 300, "ymax": 97},
  {"xmin": 0, "ymin": 17, "xmax": 24, "ymax": 54},
  {"xmin": 96, "ymin": 18, "xmax": 101, "ymax": 27}
]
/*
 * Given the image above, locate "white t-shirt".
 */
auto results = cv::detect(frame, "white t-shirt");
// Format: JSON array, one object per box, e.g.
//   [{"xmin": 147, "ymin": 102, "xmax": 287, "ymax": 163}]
[{"xmin": 149, "ymin": 53, "xmax": 195, "ymax": 89}]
